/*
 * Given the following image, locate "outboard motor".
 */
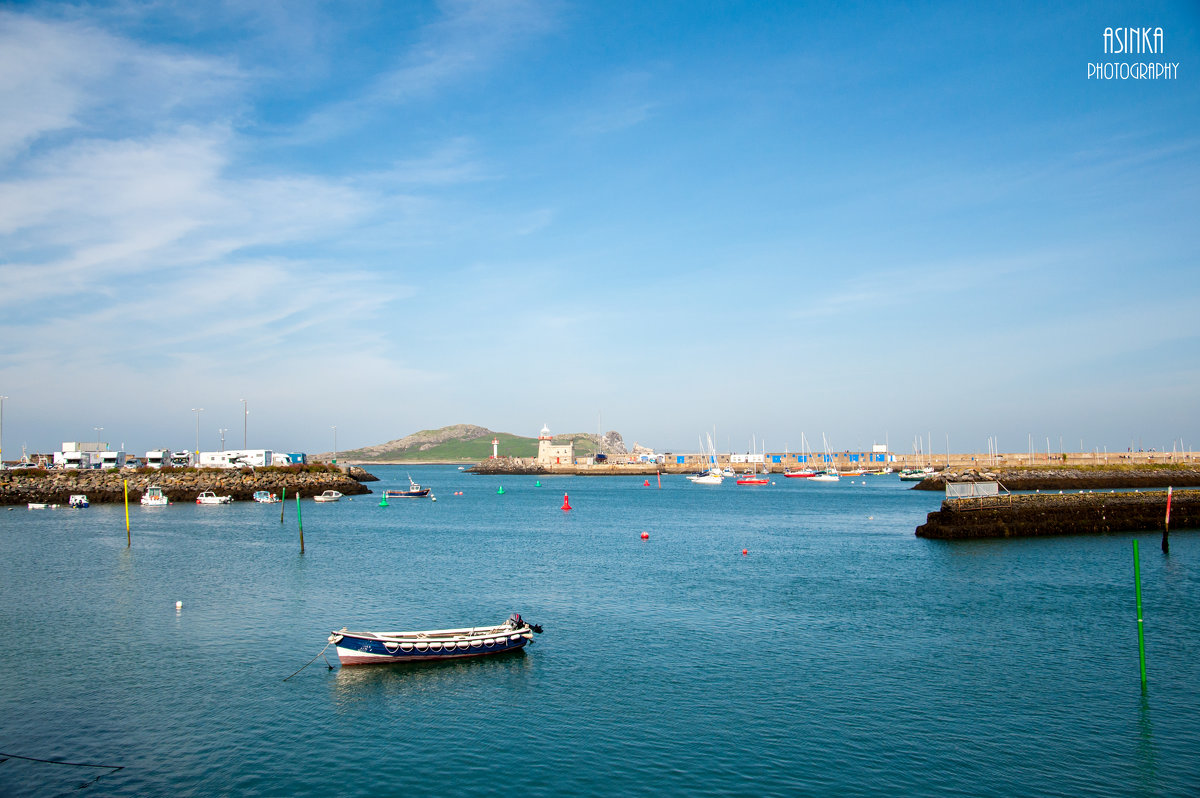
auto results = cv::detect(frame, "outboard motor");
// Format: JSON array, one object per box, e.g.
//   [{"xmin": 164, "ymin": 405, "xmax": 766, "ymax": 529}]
[{"xmin": 506, "ymin": 613, "xmax": 543, "ymax": 634}]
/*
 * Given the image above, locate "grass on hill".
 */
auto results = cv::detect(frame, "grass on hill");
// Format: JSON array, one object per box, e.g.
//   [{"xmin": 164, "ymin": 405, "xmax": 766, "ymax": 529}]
[{"xmin": 345, "ymin": 432, "xmax": 606, "ymax": 462}]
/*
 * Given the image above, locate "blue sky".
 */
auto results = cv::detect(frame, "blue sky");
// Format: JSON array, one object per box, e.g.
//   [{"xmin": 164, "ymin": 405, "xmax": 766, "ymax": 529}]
[{"xmin": 1, "ymin": 0, "xmax": 1198, "ymax": 459}]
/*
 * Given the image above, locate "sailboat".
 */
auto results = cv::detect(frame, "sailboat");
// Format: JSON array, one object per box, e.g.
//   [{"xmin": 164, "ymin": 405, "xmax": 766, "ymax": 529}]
[
  {"xmin": 784, "ymin": 433, "xmax": 817, "ymax": 478},
  {"xmin": 687, "ymin": 433, "xmax": 724, "ymax": 485},
  {"xmin": 809, "ymin": 434, "xmax": 841, "ymax": 482},
  {"xmin": 736, "ymin": 435, "xmax": 770, "ymax": 484}
]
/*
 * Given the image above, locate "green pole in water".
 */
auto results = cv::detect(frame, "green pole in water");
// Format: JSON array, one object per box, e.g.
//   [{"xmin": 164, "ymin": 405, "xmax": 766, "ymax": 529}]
[
  {"xmin": 1133, "ymin": 539, "xmax": 1147, "ymax": 688},
  {"xmin": 280, "ymin": 487, "xmax": 286, "ymax": 523},
  {"xmin": 297, "ymin": 493, "xmax": 304, "ymax": 554}
]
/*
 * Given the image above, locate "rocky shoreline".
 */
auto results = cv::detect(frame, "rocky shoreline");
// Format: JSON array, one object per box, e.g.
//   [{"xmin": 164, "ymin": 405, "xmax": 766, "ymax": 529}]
[
  {"xmin": 0, "ymin": 466, "xmax": 376, "ymax": 505},
  {"xmin": 911, "ymin": 466, "xmax": 1200, "ymax": 491},
  {"xmin": 915, "ymin": 489, "xmax": 1196, "ymax": 540}
]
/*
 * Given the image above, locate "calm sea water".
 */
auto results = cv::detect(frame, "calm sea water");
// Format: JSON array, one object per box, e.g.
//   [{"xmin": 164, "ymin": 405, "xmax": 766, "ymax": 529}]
[{"xmin": 1, "ymin": 466, "xmax": 1197, "ymax": 796}]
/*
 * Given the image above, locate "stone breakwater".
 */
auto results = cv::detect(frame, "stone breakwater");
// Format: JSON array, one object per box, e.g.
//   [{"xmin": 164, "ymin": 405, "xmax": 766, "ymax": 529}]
[
  {"xmin": 915, "ymin": 489, "xmax": 1198, "ymax": 540},
  {"xmin": 911, "ymin": 466, "xmax": 1200, "ymax": 491},
  {"xmin": 0, "ymin": 468, "xmax": 374, "ymax": 505},
  {"xmin": 467, "ymin": 457, "xmax": 671, "ymax": 476}
]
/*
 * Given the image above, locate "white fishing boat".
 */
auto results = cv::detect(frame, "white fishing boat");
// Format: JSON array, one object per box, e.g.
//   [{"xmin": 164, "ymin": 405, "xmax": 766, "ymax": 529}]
[
  {"xmin": 253, "ymin": 490, "xmax": 280, "ymax": 503},
  {"xmin": 195, "ymin": 490, "xmax": 232, "ymax": 505},
  {"xmin": 141, "ymin": 486, "xmax": 169, "ymax": 506},
  {"xmin": 313, "ymin": 490, "xmax": 342, "ymax": 502},
  {"xmin": 68, "ymin": 494, "xmax": 90, "ymax": 508}
]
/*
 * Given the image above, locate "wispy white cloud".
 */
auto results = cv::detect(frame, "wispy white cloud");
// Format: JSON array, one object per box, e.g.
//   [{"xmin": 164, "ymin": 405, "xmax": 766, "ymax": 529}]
[{"xmin": 292, "ymin": 0, "xmax": 559, "ymax": 143}]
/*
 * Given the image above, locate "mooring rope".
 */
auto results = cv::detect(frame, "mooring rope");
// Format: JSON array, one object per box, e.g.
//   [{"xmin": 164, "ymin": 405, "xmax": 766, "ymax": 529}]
[
  {"xmin": 0, "ymin": 751, "xmax": 123, "ymax": 770},
  {"xmin": 0, "ymin": 750, "xmax": 124, "ymax": 791},
  {"xmin": 283, "ymin": 639, "xmax": 334, "ymax": 682}
]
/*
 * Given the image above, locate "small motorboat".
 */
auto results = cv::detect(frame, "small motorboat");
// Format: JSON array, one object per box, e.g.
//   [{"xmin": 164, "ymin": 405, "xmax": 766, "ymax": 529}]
[
  {"xmin": 27, "ymin": 502, "xmax": 61, "ymax": 509},
  {"xmin": 196, "ymin": 490, "xmax": 232, "ymax": 505},
  {"xmin": 330, "ymin": 613, "xmax": 543, "ymax": 666},
  {"xmin": 783, "ymin": 468, "xmax": 815, "ymax": 478},
  {"xmin": 253, "ymin": 490, "xmax": 280, "ymax": 503},
  {"xmin": 68, "ymin": 494, "xmax": 90, "ymax": 508},
  {"xmin": 313, "ymin": 490, "xmax": 342, "ymax": 502},
  {"xmin": 141, "ymin": 486, "xmax": 169, "ymax": 506},
  {"xmin": 383, "ymin": 475, "xmax": 431, "ymax": 499}
]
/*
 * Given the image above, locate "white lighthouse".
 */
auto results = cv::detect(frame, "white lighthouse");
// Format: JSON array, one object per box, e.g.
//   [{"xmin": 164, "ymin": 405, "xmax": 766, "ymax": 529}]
[
  {"xmin": 536, "ymin": 424, "xmax": 575, "ymax": 465},
  {"xmin": 491, "ymin": 438, "xmax": 499, "ymax": 459}
]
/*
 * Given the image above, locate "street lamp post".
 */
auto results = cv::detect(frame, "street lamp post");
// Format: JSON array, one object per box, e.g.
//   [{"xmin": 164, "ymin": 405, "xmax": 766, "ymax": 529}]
[
  {"xmin": 332, "ymin": 426, "xmax": 337, "ymax": 465},
  {"xmin": 191, "ymin": 408, "xmax": 203, "ymax": 461},
  {"xmin": 241, "ymin": 398, "xmax": 248, "ymax": 449}
]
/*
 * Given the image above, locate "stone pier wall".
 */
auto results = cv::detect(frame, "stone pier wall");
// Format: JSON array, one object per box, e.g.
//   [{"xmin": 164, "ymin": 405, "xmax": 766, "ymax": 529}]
[{"xmin": 0, "ymin": 467, "xmax": 374, "ymax": 505}]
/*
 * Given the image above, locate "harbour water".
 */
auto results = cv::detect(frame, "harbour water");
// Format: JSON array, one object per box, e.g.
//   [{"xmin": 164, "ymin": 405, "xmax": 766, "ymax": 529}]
[{"xmin": 1, "ymin": 466, "xmax": 1197, "ymax": 796}]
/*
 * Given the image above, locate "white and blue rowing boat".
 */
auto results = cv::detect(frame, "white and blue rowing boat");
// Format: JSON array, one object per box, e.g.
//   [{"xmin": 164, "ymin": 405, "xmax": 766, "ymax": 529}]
[{"xmin": 329, "ymin": 613, "xmax": 542, "ymax": 666}]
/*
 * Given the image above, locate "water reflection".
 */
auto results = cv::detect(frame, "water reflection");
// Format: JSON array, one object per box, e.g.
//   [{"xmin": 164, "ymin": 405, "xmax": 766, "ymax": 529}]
[
  {"xmin": 1135, "ymin": 690, "xmax": 1159, "ymax": 796},
  {"xmin": 329, "ymin": 650, "xmax": 529, "ymax": 708}
]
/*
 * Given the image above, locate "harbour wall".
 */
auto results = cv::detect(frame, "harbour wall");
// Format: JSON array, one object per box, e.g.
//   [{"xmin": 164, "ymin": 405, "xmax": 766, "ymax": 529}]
[
  {"xmin": 455, "ymin": 450, "xmax": 1198, "ymax": 476},
  {"xmin": 911, "ymin": 466, "xmax": 1200, "ymax": 491},
  {"xmin": 0, "ymin": 466, "xmax": 375, "ymax": 505},
  {"xmin": 914, "ymin": 490, "xmax": 1197, "ymax": 540}
]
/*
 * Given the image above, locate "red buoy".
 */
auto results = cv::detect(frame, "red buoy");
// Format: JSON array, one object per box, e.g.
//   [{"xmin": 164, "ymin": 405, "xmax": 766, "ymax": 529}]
[
  {"xmin": 643, "ymin": 480, "xmax": 650, "ymax": 487},
  {"xmin": 742, "ymin": 549, "xmax": 748, "ymax": 556},
  {"xmin": 641, "ymin": 531, "xmax": 649, "ymax": 540},
  {"xmin": 561, "ymin": 493, "xmax": 572, "ymax": 511}
]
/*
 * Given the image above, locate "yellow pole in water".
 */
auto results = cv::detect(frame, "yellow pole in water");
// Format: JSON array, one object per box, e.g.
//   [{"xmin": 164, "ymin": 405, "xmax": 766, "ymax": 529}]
[{"xmin": 123, "ymin": 479, "xmax": 130, "ymax": 546}]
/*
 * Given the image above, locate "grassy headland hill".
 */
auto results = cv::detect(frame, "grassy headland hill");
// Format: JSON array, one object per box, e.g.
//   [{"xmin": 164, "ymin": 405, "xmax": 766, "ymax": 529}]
[{"xmin": 321, "ymin": 424, "xmax": 627, "ymax": 464}]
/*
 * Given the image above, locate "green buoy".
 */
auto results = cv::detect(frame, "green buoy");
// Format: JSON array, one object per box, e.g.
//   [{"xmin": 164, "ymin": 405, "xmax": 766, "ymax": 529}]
[
  {"xmin": 497, "ymin": 486, "xmax": 505, "ymax": 494},
  {"xmin": 379, "ymin": 497, "xmax": 389, "ymax": 507},
  {"xmin": 535, "ymin": 480, "xmax": 541, "ymax": 487}
]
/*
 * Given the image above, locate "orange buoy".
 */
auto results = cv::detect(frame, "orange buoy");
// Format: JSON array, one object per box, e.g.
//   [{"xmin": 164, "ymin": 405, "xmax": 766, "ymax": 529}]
[
  {"xmin": 561, "ymin": 493, "xmax": 572, "ymax": 511},
  {"xmin": 640, "ymin": 531, "xmax": 649, "ymax": 540}
]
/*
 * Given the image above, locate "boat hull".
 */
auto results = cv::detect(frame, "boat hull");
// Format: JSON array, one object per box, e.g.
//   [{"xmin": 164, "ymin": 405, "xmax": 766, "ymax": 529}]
[
  {"xmin": 383, "ymin": 489, "xmax": 431, "ymax": 499},
  {"xmin": 331, "ymin": 629, "xmax": 531, "ymax": 666}
]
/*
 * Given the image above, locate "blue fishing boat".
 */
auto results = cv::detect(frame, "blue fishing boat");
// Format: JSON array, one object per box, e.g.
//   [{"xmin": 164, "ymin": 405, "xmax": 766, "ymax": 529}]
[{"xmin": 329, "ymin": 613, "xmax": 542, "ymax": 666}]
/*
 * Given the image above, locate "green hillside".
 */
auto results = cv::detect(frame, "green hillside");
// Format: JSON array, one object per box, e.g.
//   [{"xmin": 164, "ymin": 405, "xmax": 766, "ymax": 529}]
[
  {"xmin": 334, "ymin": 425, "xmax": 607, "ymax": 463},
  {"xmin": 360, "ymin": 433, "xmax": 536, "ymax": 461}
]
